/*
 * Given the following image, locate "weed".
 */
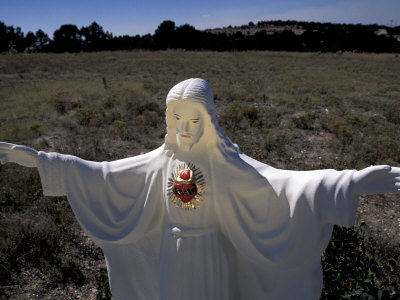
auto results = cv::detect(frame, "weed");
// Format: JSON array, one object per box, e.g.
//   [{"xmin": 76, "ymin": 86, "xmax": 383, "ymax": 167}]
[
  {"xmin": 102, "ymin": 95, "xmax": 118, "ymax": 109},
  {"xmin": 321, "ymin": 116, "xmax": 353, "ymax": 145},
  {"xmin": 133, "ymin": 100, "xmax": 163, "ymax": 116},
  {"xmin": 75, "ymin": 108, "xmax": 96, "ymax": 126},
  {"xmin": 96, "ymin": 268, "xmax": 112, "ymax": 300},
  {"xmin": 53, "ymin": 252, "xmax": 88, "ymax": 285},
  {"xmin": 50, "ymin": 91, "xmax": 83, "ymax": 115},
  {"xmin": 263, "ymin": 129, "xmax": 288, "ymax": 156},
  {"xmin": 292, "ymin": 112, "xmax": 316, "ymax": 129},
  {"xmin": 219, "ymin": 102, "xmax": 262, "ymax": 130},
  {"xmin": 322, "ymin": 223, "xmax": 399, "ymax": 299},
  {"xmin": 1, "ymin": 51, "xmax": 399, "ymax": 297}
]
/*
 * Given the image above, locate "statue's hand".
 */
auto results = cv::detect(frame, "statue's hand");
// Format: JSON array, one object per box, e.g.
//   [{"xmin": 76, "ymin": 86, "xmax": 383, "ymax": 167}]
[
  {"xmin": 352, "ymin": 165, "xmax": 400, "ymax": 195},
  {"xmin": 0, "ymin": 142, "xmax": 38, "ymax": 168}
]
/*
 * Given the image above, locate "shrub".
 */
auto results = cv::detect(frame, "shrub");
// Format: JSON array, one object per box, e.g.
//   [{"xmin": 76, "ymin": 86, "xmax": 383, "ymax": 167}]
[
  {"xmin": 112, "ymin": 120, "xmax": 127, "ymax": 129},
  {"xmin": 142, "ymin": 81, "xmax": 159, "ymax": 94},
  {"xmin": 263, "ymin": 129, "xmax": 288, "ymax": 154},
  {"xmin": 96, "ymin": 268, "xmax": 112, "ymax": 300},
  {"xmin": 0, "ymin": 208, "xmax": 87, "ymax": 286},
  {"xmin": 0, "ymin": 121, "xmax": 47, "ymax": 142},
  {"xmin": 143, "ymin": 110, "xmax": 160, "ymax": 127},
  {"xmin": 104, "ymin": 111, "xmax": 123, "ymax": 124},
  {"xmin": 242, "ymin": 106, "xmax": 260, "ymax": 125},
  {"xmin": 213, "ymin": 88, "xmax": 251, "ymax": 102},
  {"xmin": 50, "ymin": 91, "xmax": 82, "ymax": 115},
  {"xmin": 75, "ymin": 108, "xmax": 95, "ymax": 126},
  {"xmin": 133, "ymin": 101, "xmax": 163, "ymax": 116},
  {"xmin": 349, "ymin": 135, "xmax": 400, "ymax": 167},
  {"xmin": 219, "ymin": 103, "xmax": 261, "ymax": 130},
  {"xmin": 102, "ymin": 95, "xmax": 118, "ymax": 109},
  {"xmin": 292, "ymin": 112, "xmax": 316, "ymax": 129},
  {"xmin": 322, "ymin": 224, "xmax": 399, "ymax": 299},
  {"xmin": 321, "ymin": 117, "xmax": 353, "ymax": 145},
  {"xmin": 53, "ymin": 251, "xmax": 87, "ymax": 285},
  {"xmin": 52, "ymin": 98, "xmax": 68, "ymax": 115},
  {"xmin": 382, "ymin": 102, "xmax": 400, "ymax": 125}
]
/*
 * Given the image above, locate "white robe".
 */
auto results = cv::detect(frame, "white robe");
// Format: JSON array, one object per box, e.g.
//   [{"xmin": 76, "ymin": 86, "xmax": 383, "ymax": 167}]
[{"xmin": 37, "ymin": 144, "xmax": 358, "ymax": 300}]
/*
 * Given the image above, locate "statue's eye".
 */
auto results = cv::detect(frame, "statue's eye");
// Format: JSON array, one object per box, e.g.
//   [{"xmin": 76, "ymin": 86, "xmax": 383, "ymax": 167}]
[
  {"xmin": 175, "ymin": 116, "xmax": 180, "ymax": 120},
  {"xmin": 192, "ymin": 120, "xmax": 199, "ymax": 124}
]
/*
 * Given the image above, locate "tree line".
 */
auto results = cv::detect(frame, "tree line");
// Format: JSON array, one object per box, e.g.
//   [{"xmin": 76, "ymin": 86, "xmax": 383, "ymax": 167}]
[{"xmin": 1, "ymin": 20, "xmax": 400, "ymax": 53}]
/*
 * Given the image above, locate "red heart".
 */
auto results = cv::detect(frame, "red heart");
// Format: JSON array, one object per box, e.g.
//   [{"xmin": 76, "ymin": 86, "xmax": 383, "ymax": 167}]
[
  {"xmin": 173, "ymin": 183, "xmax": 197, "ymax": 203},
  {"xmin": 180, "ymin": 169, "xmax": 191, "ymax": 180}
]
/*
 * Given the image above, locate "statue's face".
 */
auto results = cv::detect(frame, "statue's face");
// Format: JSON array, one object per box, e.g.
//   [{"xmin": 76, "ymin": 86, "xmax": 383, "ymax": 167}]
[{"xmin": 173, "ymin": 103, "xmax": 204, "ymax": 151}]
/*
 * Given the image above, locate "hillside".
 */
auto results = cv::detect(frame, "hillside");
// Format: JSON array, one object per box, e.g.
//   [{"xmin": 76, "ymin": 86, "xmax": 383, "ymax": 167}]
[
  {"xmin": 0, "ymin": 51, "xmax": 400, "ymax": 298},
  {"xmin": 205, "ymin": 20, "xmax": 400, "ymax": 52},
  {"xmin": 207, "ymin": 20, "xmax": 400, "ymax": 39},
  {"xmin": 2, "ymin": 19, "xmax": 400, "ymax": 53}
]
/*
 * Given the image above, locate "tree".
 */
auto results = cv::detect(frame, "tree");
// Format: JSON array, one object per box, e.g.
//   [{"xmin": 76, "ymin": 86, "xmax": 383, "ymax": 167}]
[
  {"xmin": 154, "ymin": 20, "xmax": 176, "ymax": 49},
  {"xmin": 252, "ymin": 30, "xmax": 269, "ymax": 50},
  {"xmin": 0, "ymin": 21, "xmax": 7, "ymax": 52},
  {"xmin": 6, "ymin": 25, "xmax": 25, "ymax": 52},
  {"xmin": 175, "ymin": 24, "xmax": 201, "ymax": 50},
  {"xmin": 80, "ymin": 22, "xmax": 110, "ymax": 51},
  {"xmin": 35, "ymin": 29, "xmax": 50, "ymax": 50},
  {"xmin": 24, "ymin": 32, "xmax": 36, "ymax": 47},
  {"xmin": 53, "ymin": 24, "xmax": 82, "ymax": 52}
]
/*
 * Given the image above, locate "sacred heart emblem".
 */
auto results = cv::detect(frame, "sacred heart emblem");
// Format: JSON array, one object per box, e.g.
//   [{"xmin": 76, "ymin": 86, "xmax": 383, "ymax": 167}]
[
  {"xmin": 167, "ymin": 162, "xmax": 205, "ymax": 211},
  {"xmin": 173, "ymin": 169, "xmax": 197, "ymax": 203}
]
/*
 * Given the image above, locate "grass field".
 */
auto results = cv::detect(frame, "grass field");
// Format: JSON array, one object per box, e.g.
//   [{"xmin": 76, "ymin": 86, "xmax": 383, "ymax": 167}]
[{"xmin": 0, "ymin": 51, "xmax": 400, "ymax": 299}]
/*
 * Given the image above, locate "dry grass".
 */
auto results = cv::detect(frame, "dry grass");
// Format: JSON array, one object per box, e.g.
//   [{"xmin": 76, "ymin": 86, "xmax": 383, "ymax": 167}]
[{"xmin": 0, "ymin": 51, "xmax": 399, "ymax": 298}]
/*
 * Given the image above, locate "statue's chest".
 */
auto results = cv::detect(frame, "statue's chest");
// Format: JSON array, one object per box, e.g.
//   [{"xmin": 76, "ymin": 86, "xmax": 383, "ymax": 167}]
[{"xmin": 164, "ymin": 160, "xmax": 216, "ymax": 225}]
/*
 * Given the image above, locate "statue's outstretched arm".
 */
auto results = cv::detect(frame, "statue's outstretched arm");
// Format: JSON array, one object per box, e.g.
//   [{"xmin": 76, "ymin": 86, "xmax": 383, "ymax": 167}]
[
  {"xmin": 352, "ymin": 165, "xmax": 400, "ymax": 195},
  {"xmin": 0, "ymin": 142, "xmax": 38, "ymax": 168}
]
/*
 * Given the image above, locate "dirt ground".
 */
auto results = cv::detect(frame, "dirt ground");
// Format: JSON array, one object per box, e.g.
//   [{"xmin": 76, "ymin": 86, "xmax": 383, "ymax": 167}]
[{"xmin": 357, "ymin": 194, "xmax": 400, "ymax": 244}]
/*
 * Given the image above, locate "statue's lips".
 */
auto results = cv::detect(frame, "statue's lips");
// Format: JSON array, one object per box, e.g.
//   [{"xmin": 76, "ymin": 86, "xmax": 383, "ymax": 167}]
[
  {"xmin": 173, "ymin": 183, "xmax": 197, "ymax": 203},
  {"xmin": 179, "ymin": 133, "xmax": 191, "ymax": 138}
]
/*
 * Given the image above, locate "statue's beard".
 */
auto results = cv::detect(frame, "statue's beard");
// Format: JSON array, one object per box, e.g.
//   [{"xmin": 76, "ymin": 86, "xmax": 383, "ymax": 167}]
[
  {"xmin": 175, "ymin": 127, "xmax": 204, "ymax": 152},
  {"xmin": 176, "ymin": 135, "xmax": 194, "ymax": 152}
]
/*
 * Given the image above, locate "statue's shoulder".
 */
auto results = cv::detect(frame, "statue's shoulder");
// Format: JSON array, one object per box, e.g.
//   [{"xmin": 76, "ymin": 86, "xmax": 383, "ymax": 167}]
[{"xmin": 106, "ymin": 145, "xmax": 166, "ymax": 173}]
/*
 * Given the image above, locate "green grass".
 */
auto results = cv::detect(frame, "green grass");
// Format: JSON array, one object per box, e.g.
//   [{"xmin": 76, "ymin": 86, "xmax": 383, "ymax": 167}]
[{"xmin": 0, "ymin": 51, "xmax": 399, "ymax": 298}]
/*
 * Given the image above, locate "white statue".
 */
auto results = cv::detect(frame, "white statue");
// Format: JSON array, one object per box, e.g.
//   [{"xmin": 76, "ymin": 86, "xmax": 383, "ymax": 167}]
[{"xmin": 0, "ymin": 78, "xmax": 399, "ymax": 300}]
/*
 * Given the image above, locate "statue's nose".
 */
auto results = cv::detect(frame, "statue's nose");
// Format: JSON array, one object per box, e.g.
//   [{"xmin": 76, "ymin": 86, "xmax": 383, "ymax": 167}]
[{"xmin": 184, "ymin": 121, "xmax": 190, "ymax": 132}]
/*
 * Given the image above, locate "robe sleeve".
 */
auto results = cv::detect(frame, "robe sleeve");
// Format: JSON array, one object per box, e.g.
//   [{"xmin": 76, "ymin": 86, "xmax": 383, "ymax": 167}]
[
  {"xmin": 216, "ymin": 153, "xmax": 359, "ymax": 270},
  {"xmin": 36, "ymin": 149, "xmax": 164, "ymax": 245},
  {"xmin": 37, "ymin": 151, "xmax": 100, "ymax": 196},
  {"xmin": 266, "ymin": 168, "xmax": 358, "ymax": 228},
  {"xmin": 239, "ymin": 154, "xmax": 359, "ymax": 227}
]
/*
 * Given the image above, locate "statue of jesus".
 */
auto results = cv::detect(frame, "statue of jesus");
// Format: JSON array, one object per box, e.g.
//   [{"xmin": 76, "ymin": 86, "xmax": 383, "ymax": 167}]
[{"xmin": 1, "ymin": 78, "xmax": 399, "ymax": 300}]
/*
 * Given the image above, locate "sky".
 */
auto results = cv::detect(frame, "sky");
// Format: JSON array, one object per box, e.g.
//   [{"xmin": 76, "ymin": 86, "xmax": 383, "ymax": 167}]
[{"xmin": 1, "ymin": 0, "xmax": 400, "ymax": 37}]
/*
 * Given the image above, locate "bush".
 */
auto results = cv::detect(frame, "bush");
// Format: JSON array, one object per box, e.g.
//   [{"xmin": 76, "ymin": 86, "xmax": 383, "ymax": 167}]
[
  {"xmin": 263, "ymin": 129, "xmax": 288, "ymax": 156},
  {"xmin": 322, "ymin": 224, "xmax": 399, "ymax": 299},
  {"xmin": 75, "ymin": 108, "xmax": 96, "ymax": 126},
  {"xmin": 50, "ymin": 91, "xmax": 82, "ymax": 115},
  {"xmin": 0, "ymin": 205, "xmax": 87, "ymax": 287},
  {"xmin": 292, "ymin": 112, "xmax": 316, "ymax": 129},
  {"xmin": 219, "ymin": 103, "xmax": 261, "ymax": 130},
  {"xmin": 132, "ymin": 101, "xmax": 162, "ymax": 116},
  {"xmin": 96, "ymin": 268, "xmax": 112, "ymax": 300},
  {"xmin": 321, "ymin": 117, "xmax": 353, "ymax": 145}
]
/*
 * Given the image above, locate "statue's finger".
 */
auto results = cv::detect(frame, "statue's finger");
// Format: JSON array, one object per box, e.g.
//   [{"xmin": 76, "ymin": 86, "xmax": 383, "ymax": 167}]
[
  {"xmin": 365, "ymin": 165, "xmax": 390, "ymax": 174},
  {"xmin": 11, "ymin": 145, "xmax": 26, "ymax": 150},
  {"xmin": 390, "ymin": 167, "xmax": 400, "ymax": 175},
  {"xmin": 0, "ymin": 142, "xmax": 16, "ymax": 150},
  {"xmin": 375, "ymin": 165, "xmax": 391, "ymax": 172},
  {"xmin": 12, "ymin": 145, "xmax": 37, "ymax": 155},
  {"xmin": 0, "ymin": 154, "xmax": 8, "ymax": 164}
]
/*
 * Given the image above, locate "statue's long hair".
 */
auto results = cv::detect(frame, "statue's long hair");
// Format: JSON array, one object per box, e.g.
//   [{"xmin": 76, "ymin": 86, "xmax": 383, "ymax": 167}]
[{"xmin": 164, "ymin": 78, "xmax": 238, "ymax": 159}]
